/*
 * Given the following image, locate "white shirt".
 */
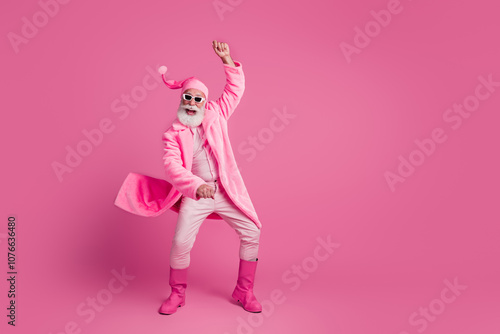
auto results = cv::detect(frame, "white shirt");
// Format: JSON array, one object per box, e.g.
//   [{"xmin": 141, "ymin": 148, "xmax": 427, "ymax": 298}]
[{"xmin": 190, "ymin": 126, "xmax": 219, "ymax": 182}]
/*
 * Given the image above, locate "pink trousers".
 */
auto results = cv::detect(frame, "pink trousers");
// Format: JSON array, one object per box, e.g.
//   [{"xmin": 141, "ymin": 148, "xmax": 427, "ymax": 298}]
[{"xmin": 170, "ymin": 180, "xmax": 261, "ymax": 269}]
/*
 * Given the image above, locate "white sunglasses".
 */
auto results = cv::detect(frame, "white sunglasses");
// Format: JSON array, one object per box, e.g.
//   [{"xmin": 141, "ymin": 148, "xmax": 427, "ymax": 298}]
[{"xmin": 182, "ymin": 94, "xmax": 205, "ymax": 103}]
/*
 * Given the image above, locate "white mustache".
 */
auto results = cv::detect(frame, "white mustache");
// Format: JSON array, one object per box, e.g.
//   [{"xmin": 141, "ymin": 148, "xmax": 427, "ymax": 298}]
[{"xmin": 182, "ymin": 105, "xmax": 201, "ymax": 112}]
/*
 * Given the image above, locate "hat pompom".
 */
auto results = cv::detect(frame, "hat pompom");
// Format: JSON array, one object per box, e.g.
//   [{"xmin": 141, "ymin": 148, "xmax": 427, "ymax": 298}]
[{"xmin": 158, "ymin": 66, "xmax": 168, "ymax": 74}]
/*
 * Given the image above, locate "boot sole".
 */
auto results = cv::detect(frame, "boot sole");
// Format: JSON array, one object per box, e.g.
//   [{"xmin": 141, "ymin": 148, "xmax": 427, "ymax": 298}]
[
  {"xmin": 232, "ymin": 293, "xmax": 262, "ymax": 313},
  {"xmin": 158, "ymin": 301, "xmax": 185, "ymax": 315}
]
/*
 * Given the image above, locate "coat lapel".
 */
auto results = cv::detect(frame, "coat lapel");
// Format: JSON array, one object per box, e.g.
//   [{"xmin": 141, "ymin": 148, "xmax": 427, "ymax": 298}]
[{"xmin": 201, "ymin": 106, "xmax": 217, "ymax": 132}]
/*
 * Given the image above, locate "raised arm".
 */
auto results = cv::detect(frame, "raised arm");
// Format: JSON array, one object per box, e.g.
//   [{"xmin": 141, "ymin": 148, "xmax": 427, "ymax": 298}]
[{"xmin": 210, "ymin": 40, "xmax": 245, "ymax": 120}]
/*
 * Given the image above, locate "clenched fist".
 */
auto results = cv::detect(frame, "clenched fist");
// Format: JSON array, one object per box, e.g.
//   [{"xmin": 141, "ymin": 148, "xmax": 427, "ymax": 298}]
[
  {"xmin": 196, "ymin": 184, "xmax": 215, "ymax": 199},
  {"xmin": 212, "ymin": 40, "xmax": 235, "ymax": 67},
  {"xmin": 212, "ymin": 40, "xmax": 230, "ymax": 58}
]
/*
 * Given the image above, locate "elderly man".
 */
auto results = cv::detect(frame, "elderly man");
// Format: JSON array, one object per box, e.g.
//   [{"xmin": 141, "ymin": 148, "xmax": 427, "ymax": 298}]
[
  {"xmin": 115, "ymin": 40, "xmax": 263, "ymax": 315},
  {"xmin": 157, "ymin": 40, "xmax": 263, "ymax": 315}
]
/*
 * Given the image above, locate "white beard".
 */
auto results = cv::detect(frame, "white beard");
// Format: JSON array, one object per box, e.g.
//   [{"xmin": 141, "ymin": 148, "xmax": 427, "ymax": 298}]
[{"xmin": 177, "ymin": 101, "xmax": 206, "ymax": 128}]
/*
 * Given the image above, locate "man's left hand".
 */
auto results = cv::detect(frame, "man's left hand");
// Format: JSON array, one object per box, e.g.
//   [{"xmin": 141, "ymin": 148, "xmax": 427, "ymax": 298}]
[{"xmin": 213, "ymin": 40, "xmax": 230, "ymax": 59}]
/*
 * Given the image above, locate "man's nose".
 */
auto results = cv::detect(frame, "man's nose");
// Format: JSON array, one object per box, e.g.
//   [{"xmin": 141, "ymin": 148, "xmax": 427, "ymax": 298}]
[{"xmin": 189, "ymin": 99, "xmax": 196, "ymax": 105}]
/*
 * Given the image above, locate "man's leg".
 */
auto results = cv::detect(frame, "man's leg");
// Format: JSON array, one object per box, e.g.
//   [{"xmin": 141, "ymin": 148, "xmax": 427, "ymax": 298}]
[
  {"xmin": 213, "ymin": 184, "xmax": 260, "ymax": 260},
  {"xmin": 214, "ymin": 184, "xmax": 262, "ymax": 313},
  {"xmin": 159, "ymin": 194, "xmax": 214, "ymax": 315},
  {"xmin": 170, "ymin": 195, "xmax": 214, "ymax": 269}
]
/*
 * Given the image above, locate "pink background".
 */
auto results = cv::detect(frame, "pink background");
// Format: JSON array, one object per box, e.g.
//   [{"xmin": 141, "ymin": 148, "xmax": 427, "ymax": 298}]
[{"xmin": 2, "ymin": 0, "xmax": 499, "ymax": 333}]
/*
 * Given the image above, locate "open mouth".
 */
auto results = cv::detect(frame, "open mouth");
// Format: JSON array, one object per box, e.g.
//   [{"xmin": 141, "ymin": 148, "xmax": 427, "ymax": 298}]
[{"xmin": 186, "ymin": 109, "xmax": 196, "ymax": 116}]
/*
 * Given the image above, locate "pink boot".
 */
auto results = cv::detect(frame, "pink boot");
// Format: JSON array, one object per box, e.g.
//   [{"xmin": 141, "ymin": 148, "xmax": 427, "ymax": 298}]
[
  {"xmin": 158, "ymin": 266, "xmax": 188, "ymax": 315},
  {"xmin": 232, "ymin": 258, "xmax": 262, "ymax": 313}
]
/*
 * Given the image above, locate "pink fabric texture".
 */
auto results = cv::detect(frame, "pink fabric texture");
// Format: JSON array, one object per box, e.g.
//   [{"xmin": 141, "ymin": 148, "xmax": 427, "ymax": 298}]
[
  {"xmin": 114, "ymin": 61, "xmax": 262, "ymax": 229},
  {"xmin": 160, "ymin": 74, "xmax": 209, "ymax": 100}
]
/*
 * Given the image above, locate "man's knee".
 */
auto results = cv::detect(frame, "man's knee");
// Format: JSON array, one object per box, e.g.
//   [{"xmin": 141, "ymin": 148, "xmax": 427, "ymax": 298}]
[
  {"xmin": 253, "ymin": 227, "xmax": 261, "ymax": 239},
  {"xmin": 242, "ymin": 226, "xmax": 260, "ymax": 244},
  {"xmin": 172, "ymin": 235, "xmax": 195, "ymax": 250}
]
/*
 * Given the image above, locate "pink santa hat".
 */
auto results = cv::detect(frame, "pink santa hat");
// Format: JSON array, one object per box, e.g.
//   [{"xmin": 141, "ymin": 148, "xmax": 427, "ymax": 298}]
[{"xmin": 158, "ymin": 65, "xmax": 209, "ymax": 100}]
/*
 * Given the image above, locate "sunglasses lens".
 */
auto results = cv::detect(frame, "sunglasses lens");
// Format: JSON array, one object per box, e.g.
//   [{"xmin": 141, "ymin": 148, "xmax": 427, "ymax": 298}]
[
  {"xmin": 183, "ymin": 94, "xmax": 192, "ymax": 101},
  {"xmin": 194, "ymin": 97, "xmax": 203, "ymax": 103}
]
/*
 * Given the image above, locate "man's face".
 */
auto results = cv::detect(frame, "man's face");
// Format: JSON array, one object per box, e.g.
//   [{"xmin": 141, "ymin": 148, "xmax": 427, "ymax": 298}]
[
  {"xmin": 177, "ymin": 88, "xmax": 206, "ymax": 128},
  {"xmin": 182, "ymin": 88, "xmax": 206, "ymax": 110}
]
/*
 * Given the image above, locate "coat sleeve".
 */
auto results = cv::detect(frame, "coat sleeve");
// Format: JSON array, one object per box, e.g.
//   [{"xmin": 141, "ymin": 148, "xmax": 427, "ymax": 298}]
[
  {"xmin": 162, "ymin": 131, "xmax": 207, "ymax": 200},
  {"xmin": 208, "ymin": 60, "xmax": 245, "ymax": 120}
]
